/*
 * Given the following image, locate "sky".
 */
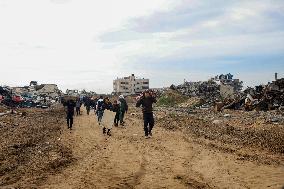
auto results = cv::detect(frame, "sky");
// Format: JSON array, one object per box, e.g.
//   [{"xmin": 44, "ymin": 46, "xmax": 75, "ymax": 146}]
[{"xmin": 0, "ymin": 0, "xmax": 283, "ymax": 93}]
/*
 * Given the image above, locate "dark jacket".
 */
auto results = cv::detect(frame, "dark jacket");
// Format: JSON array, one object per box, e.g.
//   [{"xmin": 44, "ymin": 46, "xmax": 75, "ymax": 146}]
[
  {"xmin": 105, "ymin": 102, "xmax": 113, "ymax": 111},
  {"xmin": 136, "ymin": 97, "xmax": 157, "ymax": 113},
  {"xmin": 113, "ymin": 104, "xmax": 120, "ymax": 113},
  {"xmin": 119, "ymin": 98, "xmax": 128, "ymax": 112},
  {"xmin": 66, "ymin": 100, "xmax": 76, "ymax": 116},
  {"xmin": 84, "ymin": 97, "xmax": 92, "ymax": 107}
]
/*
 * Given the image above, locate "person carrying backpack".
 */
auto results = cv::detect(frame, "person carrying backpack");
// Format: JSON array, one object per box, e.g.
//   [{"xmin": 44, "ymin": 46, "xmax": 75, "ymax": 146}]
[
  {"xmin": 118, "ymin": 95, "xmax": 128, "ymax": 126},
  {"xmin": 136, "ymin": 90, "xmax": 157, "ymax": 139},
  {"xmin": 96, "ymin": 96, "xmax": 105, "ymax": 125}
]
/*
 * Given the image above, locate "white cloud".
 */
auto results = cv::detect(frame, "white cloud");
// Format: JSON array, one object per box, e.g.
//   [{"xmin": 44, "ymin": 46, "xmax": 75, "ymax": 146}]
[
  {"xmin": 0, "ymin": 0, "xmax": 283, "ymax": 92},
  {"xmin": 0, "ymin": 0, "xmax": 174, "ymax": 92},
  {"xmin": 99, "ymin": 0, "xmax": 284, "ymax": 62}
]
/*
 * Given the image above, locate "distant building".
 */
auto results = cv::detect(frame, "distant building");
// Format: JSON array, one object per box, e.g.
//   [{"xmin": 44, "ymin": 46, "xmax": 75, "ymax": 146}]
[
  {"xmin": 113, "ymin": 74, "xmax": 149, "ymax": 96},
  {"xmin": 30, "ymin": 81, "xmax": 38, "ymax": 86}
]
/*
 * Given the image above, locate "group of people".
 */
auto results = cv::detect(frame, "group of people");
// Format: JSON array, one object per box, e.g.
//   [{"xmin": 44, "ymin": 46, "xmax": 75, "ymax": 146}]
[{"xmin": 63, "ymin": 90, "xmax": 157, "ymax": 139}]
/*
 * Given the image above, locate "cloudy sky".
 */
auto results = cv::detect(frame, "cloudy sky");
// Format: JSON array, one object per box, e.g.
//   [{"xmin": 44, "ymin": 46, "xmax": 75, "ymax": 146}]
[{"xmin": 0, "ymin": 0, "xmax": 283, "ymax": 93}]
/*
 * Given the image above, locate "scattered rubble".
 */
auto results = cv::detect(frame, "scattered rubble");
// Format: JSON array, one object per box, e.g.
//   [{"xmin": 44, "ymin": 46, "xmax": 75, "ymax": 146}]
[
  {"xmin": 152, "ymin": 74, "xmax": 284, "ymax": 156},
  {"xmin": 155, "ymin": 107, "xmax": 284, "ymax": 154},
  {"xmin": 242, "ymin": 78, "xmax": 284, "ymax": 111},
  {"xmin": 169, "ymin": 73, "xmax": 243, "ymax": 108},
  {"xmin": 167, "ymin": 73, "xmax": 283, "ymax": 112},
  {"xmin": 170, "ymin": 80, "xmax": 220, "ymax": 105},
  {"xmin": 0, "ymin": 81, "xmax": 61, "ymax": 109}
]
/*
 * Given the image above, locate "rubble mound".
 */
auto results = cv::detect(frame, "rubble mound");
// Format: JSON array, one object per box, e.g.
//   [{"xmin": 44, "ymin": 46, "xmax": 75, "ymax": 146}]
[
  {"xmin": 0, "ymin": 106, "xmax": 74, "ymax": 188},
  {"xmin": 170, "ymin": 80, "xmax": 221, "ymax": 106},
  {"xmin": 157, "ymin": 89, "xmax": 188, "ymax": 107}
]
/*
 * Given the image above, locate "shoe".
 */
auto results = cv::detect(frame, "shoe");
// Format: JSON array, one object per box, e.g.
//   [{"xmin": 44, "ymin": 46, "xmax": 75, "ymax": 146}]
[
  {"xmin": 107, "ymin": 129, "xmax": 111, "ymax": 136},
  {"xmin": 145, "ymin": 136, "xmax": 150, "ymax": 139},
  {"xmin": 149, "ymin": 132, "xmax": 152, "ymax": 137}
]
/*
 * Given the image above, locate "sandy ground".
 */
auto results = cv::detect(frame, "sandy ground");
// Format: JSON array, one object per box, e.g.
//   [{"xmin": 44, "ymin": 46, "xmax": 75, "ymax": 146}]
[{"xmin": 40, "ymin": 109, "xmax": 284, "ymax": 189}]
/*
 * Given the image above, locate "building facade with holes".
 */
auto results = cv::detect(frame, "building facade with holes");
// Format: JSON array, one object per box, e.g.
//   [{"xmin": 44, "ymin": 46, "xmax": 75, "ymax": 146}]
[{"xmin": 113, "ymin": 74, "xmax": 149, "ymax": 96}]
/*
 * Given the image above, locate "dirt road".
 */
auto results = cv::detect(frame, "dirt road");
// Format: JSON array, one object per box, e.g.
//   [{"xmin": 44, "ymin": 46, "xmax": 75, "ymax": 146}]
[{"xmin": 41, "ymin": 109, "xmax": 284, "ymax": 189}]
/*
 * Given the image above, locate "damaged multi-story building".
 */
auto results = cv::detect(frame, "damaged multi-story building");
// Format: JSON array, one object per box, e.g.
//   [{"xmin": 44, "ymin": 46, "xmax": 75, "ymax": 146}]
[
  {"xmin": 113, "ymin": 74, "xmax": 149, "ymax": 96},
  {"xmin": 213, "ymin": 73, "xmax": 243, "ymax": 99}
]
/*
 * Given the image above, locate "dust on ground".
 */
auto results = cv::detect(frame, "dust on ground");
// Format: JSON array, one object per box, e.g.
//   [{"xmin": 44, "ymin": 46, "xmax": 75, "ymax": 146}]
[
  {"xmin": 1, "ymin": 103, "xmax": 284, "ymax": 189},
  {"xmin": 0, "ymin": 106, "xmax": 74, "ymax": 188}
]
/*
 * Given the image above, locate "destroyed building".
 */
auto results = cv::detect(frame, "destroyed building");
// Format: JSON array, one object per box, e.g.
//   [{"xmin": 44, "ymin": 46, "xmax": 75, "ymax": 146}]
[
  {"xmin": 12, "ymin": 86, "xmax": 30, "ymax": 95},
  {"xmin": 214, "ymin": 73, "xmax": 243, "ymax": 99},
  {"xmin": 170, "ymin": 73, "xmax": 243, "ymax": 106},
  {"xmin": 1, "ymin": 81, "xmax": 62, "ymax": 108},
  {"xmin": 33, "ymin": 84, "xmax": 61, "ymax": 98},
  {"xmin": 243, "ymin": 77, "xmax": 284, "ymax": 111}
]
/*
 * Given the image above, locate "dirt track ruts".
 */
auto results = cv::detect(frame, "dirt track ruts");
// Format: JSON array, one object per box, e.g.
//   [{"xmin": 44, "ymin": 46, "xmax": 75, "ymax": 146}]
[{"xmin": 40, "ymin": 109, "xmax": 284, "ymax": 189}]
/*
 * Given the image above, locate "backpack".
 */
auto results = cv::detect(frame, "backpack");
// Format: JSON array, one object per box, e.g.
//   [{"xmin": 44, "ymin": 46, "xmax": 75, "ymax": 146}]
[{"xmin": 97, "ymin": 100, "xmax": 105, "ymax": 111}]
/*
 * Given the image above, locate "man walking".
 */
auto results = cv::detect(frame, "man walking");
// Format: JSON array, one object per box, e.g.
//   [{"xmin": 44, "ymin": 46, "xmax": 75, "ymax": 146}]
[
  {"xmin": 136, "ymin": 90, "xmax": 157, "ymax": 139},
  {"xmin": 84, "ymin": 96, "xmax": 91, "ymax": 115},
  {"xmin": 112, "ymin": 100, "xmax": 120, "ymax": 127},
  {"xmin": 103, "ymin": 97, "xmax": 114, "ymax": 136},
  {"xmin": 118, "ymin": 95, "xmax": 128, "ymax": 126},
  {"xmin": 65, "ymin": 99, "xmax": 76, "ymax": 130},
  {"xmin": 96, "ymin": 96, "xmax": 105, "ymax": 125},
  {"xmin": 76, "ymin": 99, "xmax": 81, "ymax": 116}
]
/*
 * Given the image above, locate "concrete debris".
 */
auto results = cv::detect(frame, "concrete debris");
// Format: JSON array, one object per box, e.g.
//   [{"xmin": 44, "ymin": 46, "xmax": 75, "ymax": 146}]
[
  {"xmin": 168, "ymin": 74, "xmax": 283, "ymax": 112},
  {"xmin": 1, "ymin": 81, "xmax": 97, "ymax": 111},
  {"xmin": 212, "ymin": 120, "xmax": 223, "ymax": 124},
  {"xmin": 1, "ymin": 81, "xmax": 61, "ymax": 109},
  {"xmin": 242, "ymin": 78, "xmax": 284, "ymax": 111},
  {"xmin": 223, "ymin": 114, "xmax": 231, "ymax": 118},
  {"xmin": 169, "ymin": 73, "xmax": 243, "ymax": 108},
  {"xmin": 170, "ymin": 80, "xmax": 221, "ymax": 104}
]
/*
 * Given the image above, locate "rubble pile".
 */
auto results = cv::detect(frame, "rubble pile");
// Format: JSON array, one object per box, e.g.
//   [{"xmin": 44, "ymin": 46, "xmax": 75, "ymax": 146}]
[
  {"xmin": 242, "ymin": 78, "xmax": 284, "ymax": 111},
  {"xmin": 0, "ymin": 81, "xmax": 62, "ymax": 109},
  {"xmin": 169, "ymin": 74, "xmax": 243, "ymax": 107},
  {"xmin": 167, "ymin": 74, "xmax": 283, "ymax": 112},
  {"xmin": 170, "ymin": 80, "xmax": 220, "ymax": 105},
  {"xmin": 0, "ymin": 106, "xmax": 74, "ymax": 187}
]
